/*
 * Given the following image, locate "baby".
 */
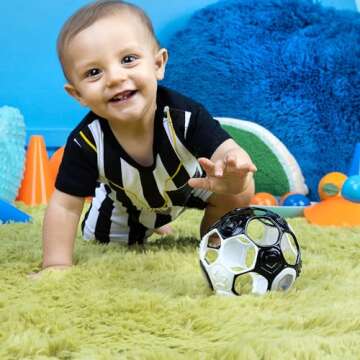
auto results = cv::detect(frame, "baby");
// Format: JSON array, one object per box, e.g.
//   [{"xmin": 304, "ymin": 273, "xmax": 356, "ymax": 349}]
[{"xmin": 41, "ymin": 0, "xmax": 256, "ymax": 271}]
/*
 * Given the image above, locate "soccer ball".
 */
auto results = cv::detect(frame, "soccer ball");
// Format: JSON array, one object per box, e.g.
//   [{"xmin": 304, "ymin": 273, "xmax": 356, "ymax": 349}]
[{"xmin": 199, "ymin": 207, "xmax": 302, "ymax": 296}]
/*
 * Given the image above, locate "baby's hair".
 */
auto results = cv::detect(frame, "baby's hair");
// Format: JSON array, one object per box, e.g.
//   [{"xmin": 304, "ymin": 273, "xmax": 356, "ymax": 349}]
[{"xmin": 57, "ymin": 0, "xmax": 160, "ymax": 79}]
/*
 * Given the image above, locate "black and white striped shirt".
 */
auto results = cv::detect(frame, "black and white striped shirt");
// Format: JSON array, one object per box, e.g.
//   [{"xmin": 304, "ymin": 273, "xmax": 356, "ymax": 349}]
[{"xmin": 56, "ymin": 86, "xmax": 230, "ymax": 244}]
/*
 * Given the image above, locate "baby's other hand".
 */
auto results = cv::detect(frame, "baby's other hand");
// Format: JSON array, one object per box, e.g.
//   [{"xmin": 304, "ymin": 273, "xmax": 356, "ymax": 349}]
[{"xmin": 28, "ymin": 265, "xmax": 72, "ymax": 280}]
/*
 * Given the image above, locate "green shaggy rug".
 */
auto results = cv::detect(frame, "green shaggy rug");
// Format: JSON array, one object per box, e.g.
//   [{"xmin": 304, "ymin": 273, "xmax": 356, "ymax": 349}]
[{"xmin": 1, "ymin": 205, "xmax": 360, "ymax": 359}]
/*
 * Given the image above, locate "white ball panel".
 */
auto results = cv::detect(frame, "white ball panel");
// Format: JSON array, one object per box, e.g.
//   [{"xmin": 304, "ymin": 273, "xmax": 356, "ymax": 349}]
[
  {"xmin": 251, "ymin": 273, "xmax": 269, "ymax": 295},
  {"xmin": 208, "ymin": 263, "xmax": 234, "ymax": 294},
  {"xmin": 220, "ymin": 235, "xmax": 258, "ymax": 273},
  {"xmin": 271, "ymin": 268, "xmax": 296, "ymax": 291}
]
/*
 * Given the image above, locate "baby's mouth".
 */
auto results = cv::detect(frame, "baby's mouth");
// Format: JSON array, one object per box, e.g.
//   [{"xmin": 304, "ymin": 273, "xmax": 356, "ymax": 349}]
[{"xmin": 109, "ymin": 90, "xmax": 137, "ymax": 103}]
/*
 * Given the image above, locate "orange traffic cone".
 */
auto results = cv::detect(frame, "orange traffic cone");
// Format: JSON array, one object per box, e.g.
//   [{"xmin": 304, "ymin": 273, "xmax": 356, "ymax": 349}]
[
  {"xmin": 49, "ymin": 146, "xmax": 65, "ymax": 190},
  {"xmin": 17, "ymin": 135, "xmax": 53, "ymax": 205}
]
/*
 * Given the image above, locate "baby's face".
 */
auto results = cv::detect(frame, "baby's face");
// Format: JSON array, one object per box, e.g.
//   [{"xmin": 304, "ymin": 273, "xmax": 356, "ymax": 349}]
[{"xmin": 64, "ymin": 12, "xmax": 167, "ymax": 127}]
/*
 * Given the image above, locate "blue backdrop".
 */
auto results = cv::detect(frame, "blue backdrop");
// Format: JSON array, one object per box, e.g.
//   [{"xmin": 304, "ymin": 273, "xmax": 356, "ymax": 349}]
[
  {"xmin": 0, "ymin": 0, "xmax": 357, "ymax": 148},
  {"xmin": 163, "ymin": 0, "xmax": 360, "ymax": 199}
]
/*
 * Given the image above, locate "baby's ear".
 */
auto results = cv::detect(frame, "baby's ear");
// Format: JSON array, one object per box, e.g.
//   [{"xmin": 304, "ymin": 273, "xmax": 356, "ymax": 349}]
[
  {"xmin": 64, "ymin": 83, "xmax": 87, "ymax": 106},
  {"xmin": 155, "ymin": 48, "xmax": 168, "ymax": 80}
]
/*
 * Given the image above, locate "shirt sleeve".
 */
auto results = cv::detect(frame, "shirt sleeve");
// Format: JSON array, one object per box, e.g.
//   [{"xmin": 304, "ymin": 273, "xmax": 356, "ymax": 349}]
[
  {"xmin": 55, "ymin": 132, "xmax": 99, "ymax": 197},
  {"xmin": 185, "ymin": 105, "xmax": 231, "ymax": 159}
]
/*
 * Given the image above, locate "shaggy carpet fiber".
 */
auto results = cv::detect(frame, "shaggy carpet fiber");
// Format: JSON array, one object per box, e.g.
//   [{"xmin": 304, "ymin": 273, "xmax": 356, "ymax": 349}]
[
  {"xmin": 163, "ymin": 0, "xmax": 360, "ymax": 199},
  {"xmin": 1, "ymin": 205, "xmax": 360, "ymax": 359}
]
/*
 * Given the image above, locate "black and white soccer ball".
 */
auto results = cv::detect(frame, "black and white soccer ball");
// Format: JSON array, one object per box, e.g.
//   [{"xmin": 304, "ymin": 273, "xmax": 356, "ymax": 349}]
[{"xmin": 199, "ymin": 207, "xmax": 302, "ymax": 296}]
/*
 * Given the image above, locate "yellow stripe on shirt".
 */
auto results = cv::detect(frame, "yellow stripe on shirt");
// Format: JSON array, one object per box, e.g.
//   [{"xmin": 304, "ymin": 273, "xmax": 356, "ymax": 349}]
[{"xmin": 80, "ymin": 131, "xmax": 97, "ymax": 153}]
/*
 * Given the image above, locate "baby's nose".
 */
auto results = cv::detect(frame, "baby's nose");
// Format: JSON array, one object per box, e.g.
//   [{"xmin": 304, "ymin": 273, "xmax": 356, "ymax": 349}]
[{"xmin": 106, "ymin": 66, "xmax": 127, "ymax": 87}]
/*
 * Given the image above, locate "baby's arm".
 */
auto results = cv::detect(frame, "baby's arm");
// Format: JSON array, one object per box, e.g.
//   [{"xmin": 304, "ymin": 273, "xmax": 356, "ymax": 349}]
[{"xmin": 42, "ymin": 189, "xmax": 85, "ymax": 270}]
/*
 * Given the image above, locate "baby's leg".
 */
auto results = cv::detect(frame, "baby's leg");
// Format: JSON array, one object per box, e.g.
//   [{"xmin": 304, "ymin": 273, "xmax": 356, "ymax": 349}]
[
  {"xmin": 200, "ymin": 181, "xmax": 255, "ymax": 237},
  {"xmin": 154, "ymin": 224, "xmax": 172, "ymax": 235}
]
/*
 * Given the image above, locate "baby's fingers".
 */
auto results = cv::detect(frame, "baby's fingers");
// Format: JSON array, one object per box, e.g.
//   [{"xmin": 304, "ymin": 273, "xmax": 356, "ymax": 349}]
[
  {"xmin": 197, "ymin": 158, "xmax": 215, "ymax": 174},
  {"xmin": 198, "ymin": 157, "xmax": 225, "ymax": 177},
  {"xmin": 224, "ymin": 160, "xmax": 257, "ymax": 174},
  {"xmin": 188, "ymin": 177, "xmax": 212, "ymax": 191}
]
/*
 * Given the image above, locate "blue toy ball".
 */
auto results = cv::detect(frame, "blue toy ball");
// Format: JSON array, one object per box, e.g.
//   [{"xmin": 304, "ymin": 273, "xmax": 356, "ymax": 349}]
[
  {"xmin": 342, "ymin": 175, "xmax": 360, "ymax": 203},
  {"xmin": 0, "ymin": 106, "xmax": 26, "ymax": 202},
  {"xmin": 283, "ymin": 194, "xmax": 311, "ymax": 207}
]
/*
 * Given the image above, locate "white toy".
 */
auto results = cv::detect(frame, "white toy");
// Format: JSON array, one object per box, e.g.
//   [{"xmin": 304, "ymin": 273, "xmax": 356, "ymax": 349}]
[{"xmin": 199, "ymin": 207, "xmax": 302, "ymax": 296}]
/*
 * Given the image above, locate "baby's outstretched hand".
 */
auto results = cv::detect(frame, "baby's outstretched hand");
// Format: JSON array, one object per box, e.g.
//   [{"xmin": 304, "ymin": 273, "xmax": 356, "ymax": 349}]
[{"xmin": 188, "ymin": 148, "xmax": 257, "ymax": 194}]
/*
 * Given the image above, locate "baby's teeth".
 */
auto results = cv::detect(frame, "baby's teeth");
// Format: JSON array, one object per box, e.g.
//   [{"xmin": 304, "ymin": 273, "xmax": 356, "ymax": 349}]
[{"xmin": 112, "ymin": 91, "xmax": 132, "ymax": 101}]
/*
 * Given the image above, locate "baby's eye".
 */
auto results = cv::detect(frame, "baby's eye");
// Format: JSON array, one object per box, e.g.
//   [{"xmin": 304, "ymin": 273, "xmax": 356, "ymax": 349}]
[
  {"xmin": 121, "ymin": 55, "xmax": 138, "ymax": 64},
  {"xmin": 85, "ymin": 68, "xmax": 101, "ymax": 78}
]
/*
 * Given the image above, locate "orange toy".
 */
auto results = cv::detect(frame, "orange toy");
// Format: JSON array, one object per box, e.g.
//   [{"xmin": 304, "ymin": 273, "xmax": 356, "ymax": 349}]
[
  {"xmin": 318, "ymin": 172, "xmax": 347, "ymax": 200},
  {"xmin": 48, "ymin": 146, "xmax": 92, "ymax": 203},
  {"xmin": 250, "ymin": 192, "xmax": 278, "ymax": 206},
  {"xmin": 304, "ymin": 197, "xmax": 360, "ymax": 226},
  {"xmin": 17, "ymin": 135, "xmax": 53, "ymax": 206},
  {"xmin": 49, "ymin": 146, "xmax": 64, "ymax": 188}
]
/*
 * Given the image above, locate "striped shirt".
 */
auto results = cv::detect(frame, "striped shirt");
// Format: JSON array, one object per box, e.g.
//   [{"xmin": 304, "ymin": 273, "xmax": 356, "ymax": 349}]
[{"xmin": 56, "ymin": 86, "xmax": 230, "ymax": 244}]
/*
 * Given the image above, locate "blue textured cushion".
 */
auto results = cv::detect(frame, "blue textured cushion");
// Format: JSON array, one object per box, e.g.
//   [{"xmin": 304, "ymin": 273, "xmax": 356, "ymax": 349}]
[
  {"xmin": 0, "ymin": 106, "xmax": 26, "ymax": 202},
  {"xmin": 163, "ymin": 0, "xmax": 360, "ymax": 199}
]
